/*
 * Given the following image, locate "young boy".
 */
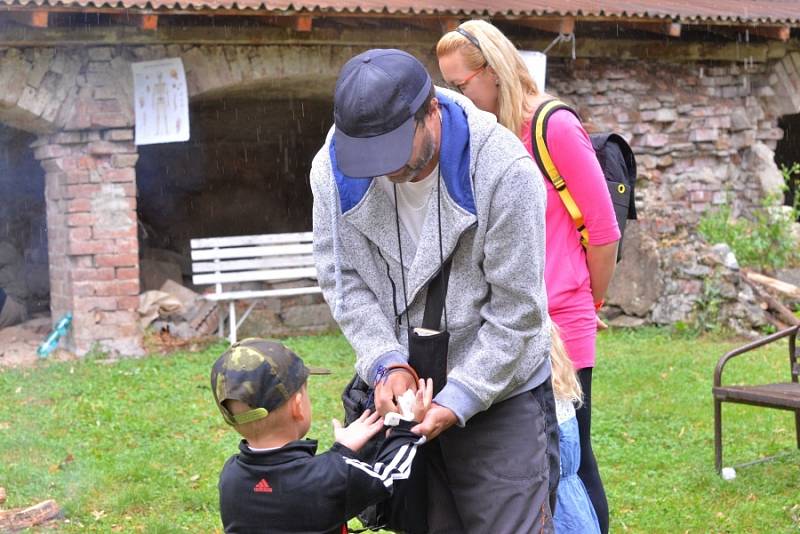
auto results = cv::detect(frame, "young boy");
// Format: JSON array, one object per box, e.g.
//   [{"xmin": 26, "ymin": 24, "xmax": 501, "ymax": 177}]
[{"xmin": 210, "ymin": 338, "xmax": 431, "ymax": 534}]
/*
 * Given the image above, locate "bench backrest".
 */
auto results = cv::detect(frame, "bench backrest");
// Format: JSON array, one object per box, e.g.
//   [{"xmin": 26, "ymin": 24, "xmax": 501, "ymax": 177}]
[{"xmin": 190, "ymin": 232, "xmax": 317, "ymax": 291}]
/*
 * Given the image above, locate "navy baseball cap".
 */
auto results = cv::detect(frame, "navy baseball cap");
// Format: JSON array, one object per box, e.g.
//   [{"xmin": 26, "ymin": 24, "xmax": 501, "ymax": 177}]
[{"xmin": 333, "ymin": 49, "xmax": 433, "ymax": 178}]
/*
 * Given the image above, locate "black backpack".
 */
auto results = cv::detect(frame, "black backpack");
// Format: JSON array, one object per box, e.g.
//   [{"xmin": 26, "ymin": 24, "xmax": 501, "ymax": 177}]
[{"xmin": 531, "ymin": 99, "xmax": 638, "ymax": 260}]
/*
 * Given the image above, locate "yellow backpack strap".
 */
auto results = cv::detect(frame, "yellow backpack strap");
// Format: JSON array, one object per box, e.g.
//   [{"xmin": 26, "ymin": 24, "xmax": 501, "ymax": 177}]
[{"xmin": 531, "ymin": 100, "xmax": 590, "ymax": 247}]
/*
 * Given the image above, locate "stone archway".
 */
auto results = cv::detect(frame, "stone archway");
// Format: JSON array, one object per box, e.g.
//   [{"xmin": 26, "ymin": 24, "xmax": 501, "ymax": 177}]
[{"xmin": 1, "ymin": 46, "xmax": 141, "ymax": 355}]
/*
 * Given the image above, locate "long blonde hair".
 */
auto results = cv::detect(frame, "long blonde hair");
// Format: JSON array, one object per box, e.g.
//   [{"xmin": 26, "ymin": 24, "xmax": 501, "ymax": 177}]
[
  {"xmin": 436, "ymin": 19, "xmax": 539, "ymax": 137},
  {"xmin": 550, "ymin": 324, "xmax": 583, "ymax": 404}
]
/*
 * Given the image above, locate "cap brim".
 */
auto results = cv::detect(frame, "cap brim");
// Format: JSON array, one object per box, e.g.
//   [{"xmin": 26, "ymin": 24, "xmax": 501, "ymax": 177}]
[
  {"xmin": 307, "ymin": 366, "xmax": 332, "ymax": 375},
  {"xmin": 334, "ymin": 115, "xmax": 415, "ymax": 178}
]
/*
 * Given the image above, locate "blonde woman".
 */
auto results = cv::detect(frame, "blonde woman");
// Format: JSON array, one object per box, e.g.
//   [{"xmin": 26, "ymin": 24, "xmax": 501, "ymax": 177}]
[{"xmin": 438, "ymin": 20, "xmax": 619, "ymax": 534}]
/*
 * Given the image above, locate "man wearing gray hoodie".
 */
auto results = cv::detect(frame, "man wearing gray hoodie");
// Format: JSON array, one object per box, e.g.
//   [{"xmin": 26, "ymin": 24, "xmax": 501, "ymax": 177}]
[{"xmin": 311, "ymin": 49, "xmax": 557, "ymax": 533}]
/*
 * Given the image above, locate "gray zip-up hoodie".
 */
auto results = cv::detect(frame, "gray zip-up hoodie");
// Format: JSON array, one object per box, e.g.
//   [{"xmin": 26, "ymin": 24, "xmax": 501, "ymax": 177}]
[{"xmin": 311, "ymin": 88, "xmax": 551, "ymax": 425}]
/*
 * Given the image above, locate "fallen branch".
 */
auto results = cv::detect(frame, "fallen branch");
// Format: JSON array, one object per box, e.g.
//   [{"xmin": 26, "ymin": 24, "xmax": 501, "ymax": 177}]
[
  {"xmin": 0, "ymin": 499, "xmax": 61, "ymax": 530},
  {"xmin": 742, "ymin": 277, "xmax": 800, "ymax": 330},
  {"xmin": 742, "ymin": 276, "xmax": 800, "ymax": 326},
  {"xmin": 742, "ymin": 270, "xmax": 800, "ymax": 300}
]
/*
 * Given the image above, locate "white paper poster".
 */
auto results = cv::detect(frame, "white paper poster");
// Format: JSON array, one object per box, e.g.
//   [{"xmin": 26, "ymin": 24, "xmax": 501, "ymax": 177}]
[
  {"xmin": 519, "ymin": 51, "xmax": 547, "ymax": 92},
  {"xmin": 132, "ymin": 58, "xmax": 190, "ymax": 145}
]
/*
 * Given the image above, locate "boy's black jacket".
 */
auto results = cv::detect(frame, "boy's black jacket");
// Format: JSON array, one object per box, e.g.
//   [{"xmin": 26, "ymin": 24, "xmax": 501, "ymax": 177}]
[{"xmin": 218, "ymin": 424, "xmax": 423, "ymax": 534}]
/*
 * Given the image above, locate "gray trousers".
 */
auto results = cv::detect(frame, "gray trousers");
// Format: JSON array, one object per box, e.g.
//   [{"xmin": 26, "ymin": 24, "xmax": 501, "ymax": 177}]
[
  {"xmin": 0, "ymin": 296, "xmax": 26, "ymax": 328},
  {"xmin": 426, "ymin": 379, "xmax": 560, "ymax": 534}
]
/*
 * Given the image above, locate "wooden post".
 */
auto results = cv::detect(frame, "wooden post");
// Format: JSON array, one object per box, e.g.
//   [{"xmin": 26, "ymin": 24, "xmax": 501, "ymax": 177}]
[
  {"xmin": 294, "ymin": 15, "xmax": 313, "ymax": 32},
  {"xmin": 140, "ymin": 14, "xmax": 158, "ymax": 31}
]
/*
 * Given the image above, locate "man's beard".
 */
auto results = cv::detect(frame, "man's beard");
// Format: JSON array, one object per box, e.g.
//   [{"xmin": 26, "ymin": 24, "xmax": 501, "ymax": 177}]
[{"xmin": 387, "ymin": 127, "xmax": 436, "ymax": 183}]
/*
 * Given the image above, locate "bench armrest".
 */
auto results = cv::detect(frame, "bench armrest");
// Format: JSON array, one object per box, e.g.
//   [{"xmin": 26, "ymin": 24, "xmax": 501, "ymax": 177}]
[{"xmin": 713, "ymin": 325, "xmax": 799, "ymax": 388}]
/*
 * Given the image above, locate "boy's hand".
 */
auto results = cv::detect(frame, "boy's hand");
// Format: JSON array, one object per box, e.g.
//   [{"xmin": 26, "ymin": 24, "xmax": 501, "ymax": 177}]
[
  {"xmin": 332, "ymin": 409, "xmax": 384, "ymax": 452},
  {"xmin": 412, "ymin": 378, "xmax": 434, "ymax": 422}
]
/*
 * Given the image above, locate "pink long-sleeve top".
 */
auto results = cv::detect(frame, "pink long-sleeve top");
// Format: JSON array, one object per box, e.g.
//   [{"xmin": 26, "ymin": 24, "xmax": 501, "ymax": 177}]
[{"xmin": 521, "ymin": 108, "xmax": 621, "ymax": 369}]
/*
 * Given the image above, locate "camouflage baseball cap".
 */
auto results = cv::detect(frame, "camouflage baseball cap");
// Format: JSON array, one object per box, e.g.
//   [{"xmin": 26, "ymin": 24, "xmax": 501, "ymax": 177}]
[{"xmin": 210, "ymin": 338, "xmax": 329, "ymax": 426}]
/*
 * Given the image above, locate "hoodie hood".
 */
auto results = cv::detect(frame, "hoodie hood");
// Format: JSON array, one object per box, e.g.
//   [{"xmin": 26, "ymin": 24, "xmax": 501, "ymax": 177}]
[{"xmin": 329, "ymin": 88, "xmax": 497, "ymax": 216}]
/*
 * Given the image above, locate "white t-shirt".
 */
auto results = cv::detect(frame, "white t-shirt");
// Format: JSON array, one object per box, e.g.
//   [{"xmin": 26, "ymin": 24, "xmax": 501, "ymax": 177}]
[{"xmin": 376, "ymin": 165, "xmax": 439, "ymax": 247}]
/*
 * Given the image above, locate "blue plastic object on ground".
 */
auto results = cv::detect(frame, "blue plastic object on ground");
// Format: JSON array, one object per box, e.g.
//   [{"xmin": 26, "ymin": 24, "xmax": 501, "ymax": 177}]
[{"xmin": 37, "ymin": 312, "xmax": 73, "ymax": 358}]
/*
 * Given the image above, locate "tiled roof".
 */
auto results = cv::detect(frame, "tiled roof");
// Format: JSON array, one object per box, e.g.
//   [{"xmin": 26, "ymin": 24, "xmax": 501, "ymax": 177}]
[{"xmin": 2, "ymin": 0, "xmax": 799, "ymax": 26}]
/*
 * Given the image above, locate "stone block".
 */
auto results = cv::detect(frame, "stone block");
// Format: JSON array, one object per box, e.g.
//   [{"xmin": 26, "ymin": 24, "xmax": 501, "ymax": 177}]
[
  {"xmin": 606, "ymin": 222, "xmax": 663, "ymax": 316},
  {"xmin": 111, "ymin": 154, "xmax": 139, "ymax": 168},
  {"xmin": 729, "ymin": 109, "xmax": 751, "ymax": 131},
  {"xmin": 705, "ymin": 116, "xmax": 731, "ymax": 129},
  {"xmin": 16, "ymin": 85, "xmax": 49, "ymax": 117},
  {"xmin": 88, "ymin": 47, "xmax": 113, "ymax": 61},
  {"xmin": 640, "ymin": 133, "xmax": 669, "ymax": 148},
  {"xmin": 50, "ymin": 132, "xmax": 84, "ymax": 145},
  {"xmin": 33, "ymin": 144, "xmax": 69, "ymax": 160},
  {"xmin": 720, "ymin": 86, "xmax": 741, "ymax": 98},
  {"xmin": 68, "ymin": 238, "xmax": 116, "ymax": 256},
  {"xmin": 756, "ymin": 128, "xmax": 784, "ymax": 141},
  {"xmin": 638, "ymin": 99, "xmax": 661, "ymax": 110},
  {"xmin": 91, "ymin": 113, "xmax": 131, "ymax": 129},
  {"xmin": 96, "ymin": 253, "xmax": 138, "ymax": 268},
  {"xmin": 87, "ymin": 140, "xmax": 134, "ymax": 155},
  {"xmin": 64, "ymin": 184, "xmax": 101, "ymax": 199},
  {"xmin": 103, "ymin": 129, "xmax": 134, "ymax": 141},
  {"xmin": 26, "ymin": 53, "xmax": 50, "ymax": 89},
  {"xmin": 68, "ymin": 226, "xmax": 92, "ymax": 242},
  {"xmin": 652, "ymin": 109, "xmax": 676, "ymax": 122},
  {"xmin": 93, "ymin": 86, "xmax": 119, "ymax": 100},
  {"xmin": 689, "ymin": 129, "xmax": 718, "ymax": 142},
  {"xmin": 93, "ymin": 224, "xmax": 137, "ymax": 240},
  {"xmin": 73, "ymin": 296, "xmax": 120, "ymax": 313}
]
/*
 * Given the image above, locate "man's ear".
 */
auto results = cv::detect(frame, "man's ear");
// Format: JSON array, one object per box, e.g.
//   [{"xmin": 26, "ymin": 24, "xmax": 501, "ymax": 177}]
[{"xmin": 429, "ymin": 97, "xmax": 439, "ymax": 116}]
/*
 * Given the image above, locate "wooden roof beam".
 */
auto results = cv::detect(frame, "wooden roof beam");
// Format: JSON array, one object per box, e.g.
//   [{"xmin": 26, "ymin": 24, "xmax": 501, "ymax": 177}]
[
  {"xmin": 514, "ymin": 16, "xmax": 575, "ymax": 35},
  {"xmin": 109, "ymin": 13, "xmax": 158, "ymax": 30},
  {"xmin": 745, "ymin": 24, "xmax": 790, "ymax": 42},
  {"xmin": 395, "ymin": 16, "xmax": 460, "ymax": 33},
  {"xmin": 618, "ymin": 20, "xmax": 681, "ymax": 37},
  {"xmin": 263, "ymin": 14, "xmax": 313, "ymax": 32},
  {"xmin": 5, "ymin": 10, "xmax": 49, "ymax": 28},
  {"xmin": 700, "ymin": 24, "xmax": 791, "ymax": 42}
]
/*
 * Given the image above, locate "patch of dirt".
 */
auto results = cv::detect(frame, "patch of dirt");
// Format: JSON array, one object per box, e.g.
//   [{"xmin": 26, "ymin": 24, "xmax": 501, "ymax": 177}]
[{"xmin": 0, "ymin": 315, "xmax": 77, "ymax": 368}]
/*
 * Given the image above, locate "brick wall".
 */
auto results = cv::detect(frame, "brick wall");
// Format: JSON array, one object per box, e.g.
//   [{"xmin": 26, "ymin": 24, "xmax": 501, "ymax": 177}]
[
  {"xmin": 2, "ymin": 43, "xmax": 799, "ymax": 348},
  {"xmin": 33, "ymin": 129, "xmax": 141, "ymax": 355}
]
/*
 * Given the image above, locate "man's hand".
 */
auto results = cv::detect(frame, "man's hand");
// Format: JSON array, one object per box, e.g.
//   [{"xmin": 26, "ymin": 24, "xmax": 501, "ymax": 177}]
[
  {"xmin": 332, "ymin": 409, "xmax": 384, "ymax": 452},
  {"xmin": 374, "ymin": 370, "xmax": 417, "ymax": 416},
  {"xmin": 411, "ymin": 403, "xmax": 457, "ymax": 440},
  {"xmin": 411, "ymin": 378, "xmax": 434, "ymax": 422}
]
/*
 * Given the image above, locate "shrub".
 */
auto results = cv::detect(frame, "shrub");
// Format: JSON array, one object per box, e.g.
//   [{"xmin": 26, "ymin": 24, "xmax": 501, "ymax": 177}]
[{"xmin": 698, "ymin": 195, "xmax": 800, "ymax": 272}]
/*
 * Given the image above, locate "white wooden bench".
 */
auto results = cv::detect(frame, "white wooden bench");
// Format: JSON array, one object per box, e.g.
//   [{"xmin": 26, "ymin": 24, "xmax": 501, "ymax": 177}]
[{"xmin": 190, "ymin": 232, "xmax": 321, "ymax": 344}]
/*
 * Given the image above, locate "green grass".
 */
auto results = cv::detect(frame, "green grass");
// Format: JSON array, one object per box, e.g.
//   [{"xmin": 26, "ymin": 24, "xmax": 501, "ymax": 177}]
[{"xmin": 0, "ymin": 328, "xmax": 798, "ymax": 532}]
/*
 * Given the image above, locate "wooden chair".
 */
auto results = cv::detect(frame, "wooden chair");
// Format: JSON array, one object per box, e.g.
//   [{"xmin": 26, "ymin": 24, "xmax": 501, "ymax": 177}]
[
  {"xmin": 191, "ymin": 232, "xmax": 321, "ymax": 344},
  {"xmin": 712, "ymin": 325, "xmax": 800, "ymax": 474}
]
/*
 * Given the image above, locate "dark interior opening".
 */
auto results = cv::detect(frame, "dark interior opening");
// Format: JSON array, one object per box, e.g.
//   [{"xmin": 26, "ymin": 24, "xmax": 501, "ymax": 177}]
[
  {"xmin": 775, "ymin": 112, "xmax": 800, "ymax": 218},
  {"xmin": 135, "ymin": 91, "xmax": 333, "ymax": 290},
  {"xmin": 0, "ymin": 124, "xmax": 49, "ymax": 319}
]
